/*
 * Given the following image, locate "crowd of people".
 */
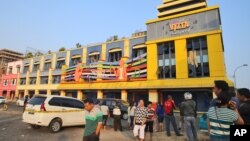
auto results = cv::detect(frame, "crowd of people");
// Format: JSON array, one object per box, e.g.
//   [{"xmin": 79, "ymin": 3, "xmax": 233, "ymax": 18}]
[{"xmin": 82, "ymin": 80, "xmax": 250, "ymax": 141}]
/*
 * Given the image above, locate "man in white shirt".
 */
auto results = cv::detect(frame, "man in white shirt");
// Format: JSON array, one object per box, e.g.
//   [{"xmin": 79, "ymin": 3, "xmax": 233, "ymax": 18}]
[
  {"xmin": 113, "ymin": 105, "xmax": 122, "ymax": 131},
  {"xmin": 100, "ymin": 104, "xmax": 109, "ymax": 130}
]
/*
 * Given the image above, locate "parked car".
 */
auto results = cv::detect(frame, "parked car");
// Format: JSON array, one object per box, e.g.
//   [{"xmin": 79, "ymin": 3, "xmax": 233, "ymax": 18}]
[
  {"xmin": 0, "ymin": 96, "xmax": 6, "ymax": 104},
  {"xmin": 98, "ymin": 98, "xmax": 129, "ymax": 120},
  {"xmin": 16, "ymin": 98, "xmax": 25, "ymax": 106},
  {"xmin": 23, "ymin": 94, "xmax": 85, "ymax": 133}
]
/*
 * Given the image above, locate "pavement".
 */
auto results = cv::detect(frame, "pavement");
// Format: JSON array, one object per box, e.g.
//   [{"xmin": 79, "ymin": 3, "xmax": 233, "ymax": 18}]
[{"xmin": 0, "ymin": 102, "xmax": 209, "ymax": 141}]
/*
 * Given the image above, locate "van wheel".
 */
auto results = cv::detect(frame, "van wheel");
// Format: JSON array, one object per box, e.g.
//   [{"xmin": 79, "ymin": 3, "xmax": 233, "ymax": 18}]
[
  {"xmin": 30, "ymin": 124, "xmax": 41, "ymax": 129},
  {"xmin": 49, "ymin": 119, "xmax": 62, "ymax": 133}
]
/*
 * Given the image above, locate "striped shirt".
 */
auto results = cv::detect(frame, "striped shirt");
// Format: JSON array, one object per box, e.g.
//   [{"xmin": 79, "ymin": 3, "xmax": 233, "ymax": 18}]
[
  {"xmin": 207, "ymin": 107, "xmax": 238, "ymax": 139},
  {"xmin": 146, "ymin": 108, "xmax": 155, "ymax": 121}
]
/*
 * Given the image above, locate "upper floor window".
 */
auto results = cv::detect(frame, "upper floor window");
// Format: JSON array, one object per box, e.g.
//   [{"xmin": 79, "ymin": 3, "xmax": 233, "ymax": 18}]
[
  {"xmin": 16, "ymin": 66, "xmax": 21, "ymax": 73},
  {"xmin": 20, "ymin": 78, "xmax": 26, "ymax": 85},
  {"xmin": 132, "ymin": 48, "xmax": 147, "ymax": 58},
  {"xmin": 52, "ymin": 75, "xmax": 61, "ymax": 84},
  {"xmin": 23, "ymin": 66, "xmax": 29, "ymax": 73},
  {"xmin": 3, "ymin": 80, "xmax": 8, "ymax": 86},
  {"xmin": 158, "ymin": 41, "xmax": 176, "ymax": 79},
  {"xmin": 56, "ymin": 60, "xmax": 65, "ymax": 69},
  {"xmin": 8, "ymin": 67, "xmax": 13, "ymax": 74},
  {"xmin": 44, "ymin": 62, "xmax": 51, "ymax": 71},
  {"xmin": 40, "ymin": 76, "xmax": 48, "ymax": 84},
  {"xmin": 33, "ymin": 63, "xmax": 40, "ymax": 72},
  {"xmin": 108, "ymin": 48, "xmax": 122, "ymax": 62},
  {"xmin": 89, "ymin": 52, "xmax": 100, "ymax": 64},
  {"xmin": 187, "ymin": 36, "xmax": 209, "ymax": 77},
  {"xmin": 11, "ymin": 79, "xmax": 16, "ymax": 86},
  {"xmin": 29, "ymin": 77, "xmax": 36, "ymax": 85},
  {"xmin": 70, "ymin": 55, "xmax": 81, "ymax": 66}
]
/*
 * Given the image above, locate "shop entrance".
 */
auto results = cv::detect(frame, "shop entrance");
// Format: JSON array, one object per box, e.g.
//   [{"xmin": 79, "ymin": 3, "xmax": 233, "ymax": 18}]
[
  {"xmin": 103, "ymin": 90, "xmax": 121, "ymax": 99},
  {"xmin": 28, "ymin": 90, "xmax": 35, "ymax": 98},
  {"xmin": 84, "ymin": 91, "xmax": 97, "ymax": 100},
  {"xmin": 128, "ymin": 90, "xmax": 148, "ymax": 105},
  {"xmin": 66, "ymin": 91, "xmax": 77, "ymax": 98}
]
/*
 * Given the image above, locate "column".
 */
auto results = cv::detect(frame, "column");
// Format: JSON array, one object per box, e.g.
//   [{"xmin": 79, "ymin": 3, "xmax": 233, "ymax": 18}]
[
  {"xmin": 101, "ymin": 43, "xmax": 107, "ymax": 61},
  {"xmin": 24, "ymin": 89, "xmax": 28, "ymax": 96},
  {"xmin": 82, "ymin": 47, "xmax": 87, "ymax": 64},
  {"xmin": 35, "ymin": 89, "xmax": 39, "ymax": 94},
  {"xmin": 60, "ymin": 90, "xmax": 66, "ymax": 97},
  {"xmin": 175, "ymin": 39, "xmax": 188, "ymax": 79},
  {"xmin": 147, "ymin": 43, "xmax": 158, "ymax": 80},
  {"xmin": 149, "ymin": 89, "xmax": 158, "ymax": 103},
  {"xmin": 77, "ymin": 90, "xmax": 83, "ymax": 100},
  {"xmin": 47, "ymin": 89, "xmax": 52, "ymax": 95},
  {"xmin": 121, "ymin": 90, "xmax": 128, "ymax": 101},
  {"xmin": 97, "ymin": 90, "xmax": 103, "ymax": 99},
  {"xmin": 124, "ymin": 39, "xmax": 130, "ymax": 58}
]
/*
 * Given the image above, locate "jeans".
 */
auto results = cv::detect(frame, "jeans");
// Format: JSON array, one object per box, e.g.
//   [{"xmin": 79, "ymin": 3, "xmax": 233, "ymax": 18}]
[
  {"xmin": 130, "ymin": 116, "xmax": 134, "ymax": 128},
  {"xmin": 165, "ymin": 115, "xmax": 180, "ymax": 136},
  {"xmin": 184, "ymin": 116, "xmax": 198, "ymax": 141}
]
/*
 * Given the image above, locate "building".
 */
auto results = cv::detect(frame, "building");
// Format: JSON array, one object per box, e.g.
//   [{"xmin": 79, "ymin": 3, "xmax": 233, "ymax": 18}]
[
  {"xmin": 0, "ymin": 49, "xmax": 24, "ymax": 82},
  {"xmin": 0, "ymin": 60, "xmax": 23, "ymax": 100},
  {"xmin": 17, "ymin": 0, "xmax": 233, "ymax": 111}
]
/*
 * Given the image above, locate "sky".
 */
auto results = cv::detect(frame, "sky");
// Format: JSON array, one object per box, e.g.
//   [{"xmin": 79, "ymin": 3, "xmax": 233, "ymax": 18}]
[{"xmin": 0, "ymin": 0, "xmax": 249, "ymax": 89}]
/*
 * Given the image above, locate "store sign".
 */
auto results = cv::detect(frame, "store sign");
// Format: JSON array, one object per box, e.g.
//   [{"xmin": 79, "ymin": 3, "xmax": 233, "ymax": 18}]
[{"xmin": 147, "ymin": 9, "xmax": 221, "ymax": 41}]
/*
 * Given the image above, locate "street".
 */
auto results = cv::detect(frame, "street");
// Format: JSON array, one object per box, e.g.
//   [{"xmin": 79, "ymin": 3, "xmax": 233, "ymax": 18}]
[{"xmin": 0, "ymin": 103, "xmax": 209, "ymax": 141}]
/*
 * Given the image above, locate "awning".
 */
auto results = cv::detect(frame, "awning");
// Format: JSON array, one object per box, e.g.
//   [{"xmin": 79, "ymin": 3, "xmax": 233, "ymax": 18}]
[
  {"xmin": 133, "ymin": 44, "xmax": 146, "ymax": 49},
  {"xmin": 89, "ymin": 52, "xmax": 100, "ymax": 56},
  {"xmin": 109, "ymin": 48, "xmax": 122, "ymax": 53},
  {"xmin": 71, "ymin": 55, "xmax": 81, "ymax": 59},
  {"xmin": 45, "ymin": 59, "xmax": 51, "ymax": 63},
  {"xmin": 57, "ymin": 57, "xmax": 65, "ymax": 61}
]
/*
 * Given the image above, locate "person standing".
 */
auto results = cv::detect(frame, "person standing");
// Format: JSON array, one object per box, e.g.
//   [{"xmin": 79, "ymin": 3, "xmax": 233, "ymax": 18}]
[
  {"xmin": 100, "ymin": 104, "xmax": 109, "ymax": 130},
  {"xmin": 128, "ymin": 102, "xmax": 136, "ymax": 130},
  {"xmin": 164, "ymin": 95, "xmax": 182, "ymax": 137},
  {"xmin": 113, "ymin": 105, "xmax": 122, "ymax": 131},
  {"xmin": 156, "ymin": 103, "xmax": 164, "ymax": 132},
  {"xmin": 237, "ymin": 88, "xmax": 250, "ymax": 125},
  {"xmin": 133, "ymin": 99, "xmax": 147, "ymax": 141},
  {"xmin": 23, "ymin": 95, "xmax": 29, "ymax": 112},
  {"xmin": 180, "ymin": 92, "xmax": 198, "ymax": 141},
  {"xmin": 207, "ymin": 91, "xmax": 244, "ymax": 141},
  {"xmin": 145, "ymin": 101, "xmax": 155, "ymax": 141},
  {"xmin": 83, "ymin": 98, "xmax": 103, "ymax": 141}
]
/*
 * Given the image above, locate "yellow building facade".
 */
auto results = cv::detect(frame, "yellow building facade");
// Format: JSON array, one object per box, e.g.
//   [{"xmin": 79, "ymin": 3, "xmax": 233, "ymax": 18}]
[{"xmin": 17, "ymin": 0, "xmax": 233, "ymax": 111}]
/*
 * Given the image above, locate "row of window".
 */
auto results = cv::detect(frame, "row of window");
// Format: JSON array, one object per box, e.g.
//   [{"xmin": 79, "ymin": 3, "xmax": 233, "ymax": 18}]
[
  {"xmin": 6, "ymin": 66, "xmax": 21, "ymax": 74},
  {"xmin": 19, "ymin": 75, "xmax": 61, "ymax": 85},
  {"xmin": 23, "ymin": 60, "xmax": 66, "ymax": 73},
  {"xmin": 158, "ymin": 36, "xmax": 209, "ymax": 79},
  {"xmin": 2, "ymin": 79, "xmax": 17, "ymax": 86}
]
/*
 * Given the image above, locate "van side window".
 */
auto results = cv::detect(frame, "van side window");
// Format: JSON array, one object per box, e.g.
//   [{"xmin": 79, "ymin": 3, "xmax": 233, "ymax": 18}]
[
  {"xmin": 74, "ymin": 100, "xmax": 84, "ymax": 109},
  {"xmin": 49, "ymin": 97, "xmax": 62, "ymax": 106},
  {"xmin": 61, "ymin": 98, "xmax": 75, "ymax": 108}
]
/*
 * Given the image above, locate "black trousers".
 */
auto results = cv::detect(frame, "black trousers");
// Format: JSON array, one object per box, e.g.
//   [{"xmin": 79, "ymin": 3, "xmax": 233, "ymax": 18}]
[
  {"xmin": 83, "ymin": 133, "xmax": 99, "ymax": 141},
  {"xmin": 113, "ymin": 115, "xmax": 122, "ymax": 131},
  {"xmin": 145, "ymin": 121, "xmax": 154, "ymax": 133}
]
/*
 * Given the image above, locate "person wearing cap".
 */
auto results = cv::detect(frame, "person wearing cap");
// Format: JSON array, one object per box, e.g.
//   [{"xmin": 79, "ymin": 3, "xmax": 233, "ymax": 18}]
[
  {"xmin": 180, "ymin": 92, "xmax": 198, "ymax": 141},
  {"xmin": 113, "ymin": 104, "xmax": 122, "ymax": 131},
  {"xmin": 237, "ymin": 88, "xmax": 250, "ymax": 125},
  {"xmin": 83, "ymin": 98, "xmax": 103, "ymax": 141}
]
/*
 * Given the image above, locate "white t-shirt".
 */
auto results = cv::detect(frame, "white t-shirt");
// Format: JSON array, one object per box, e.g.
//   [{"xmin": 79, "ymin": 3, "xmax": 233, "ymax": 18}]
[
  {"xmin": 113, "ymin": 108, "xmax": 121, "ymax": 115},
  {"xmin": 100, "ymin": 105, "xmax": 109, "ymax": 115},
  {"xmin": 128, "ymin": 106, "xmax": 136, "ymax": 116}
]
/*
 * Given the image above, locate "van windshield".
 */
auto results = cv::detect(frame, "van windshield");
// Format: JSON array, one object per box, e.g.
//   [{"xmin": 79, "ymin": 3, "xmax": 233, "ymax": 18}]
[
  {"xmin": 28, "ymin": 96, "xmax": 46, "ymax": 105},
  {"xmin": 0, "ymin": 97, "xmax": 4, "ymax": 99}
]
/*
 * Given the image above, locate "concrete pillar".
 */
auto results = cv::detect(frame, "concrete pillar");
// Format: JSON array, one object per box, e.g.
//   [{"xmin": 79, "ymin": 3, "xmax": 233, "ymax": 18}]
[
  {"xmin": 121, "ymin": 90, "xmax": 128, "ymax": 101},
  {"xmin": 97, "ymin": 90, "xmax": 103, "ymax": 99},
  {"xmin": 149, "ymin": 89, "xmax": 158, "ymax": 103},
  {"xmin": 60, "ymin": 90, "xmax": 66, "ymax": 97},
  {"xmin": 35, "ymin": 89, "xmax": 39, "ymax": 94},
  {"xmin": 77, "ymin": 90, "xmax": 83, "ymax": 100},
  {"xmin": 24, "ymin": 89, "xmax": 28, "ymax": 96},
  {"xmin": 47, "ymin": 89, "xmax": 52, "ymax": 95}
]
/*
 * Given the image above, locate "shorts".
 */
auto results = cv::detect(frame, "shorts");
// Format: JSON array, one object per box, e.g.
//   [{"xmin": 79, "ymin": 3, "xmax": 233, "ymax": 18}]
[
  {"xmin": 145, "ymin": 121, "xmax": 154, "ymax": 133},
  {"xmin": 158, "ymin": 117, "xmax": 164, "ymax": 123},
  {"xmin": 133, "ymin": 124, "xmax": 146, "ymax": 139}
]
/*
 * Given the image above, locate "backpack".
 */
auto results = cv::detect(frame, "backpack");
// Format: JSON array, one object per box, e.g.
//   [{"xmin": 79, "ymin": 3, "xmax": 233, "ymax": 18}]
[{"xmin": 164, "ymin": 100, "xmax": 174, "ymax": 115}]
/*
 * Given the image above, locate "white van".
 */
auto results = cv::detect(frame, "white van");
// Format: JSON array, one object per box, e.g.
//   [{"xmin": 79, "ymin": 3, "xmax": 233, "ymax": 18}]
[{"xmin": 23, "ymin": 94, "xmax": 85, "ymax": 133}]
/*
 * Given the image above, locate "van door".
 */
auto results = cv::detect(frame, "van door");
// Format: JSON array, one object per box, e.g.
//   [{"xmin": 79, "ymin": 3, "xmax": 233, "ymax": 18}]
[
  {"xmin": 73, "ymin": 100, "xmax": 85, "ymax": 125},
  {"xmin": 60, "ymin": 98, "xmax": 78, "ymax": 126}
]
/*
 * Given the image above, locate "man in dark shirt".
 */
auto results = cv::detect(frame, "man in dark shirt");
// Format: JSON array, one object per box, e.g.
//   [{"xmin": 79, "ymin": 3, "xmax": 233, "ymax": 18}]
[{"xmin": 237, "ymin": 88, "xmax": 250, "ymax": 125}]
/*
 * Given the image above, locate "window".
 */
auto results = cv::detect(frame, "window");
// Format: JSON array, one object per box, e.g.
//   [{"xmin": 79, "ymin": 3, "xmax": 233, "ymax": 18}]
[
  {"xmin": 44, "ymin": 62, "xmax": 51, "ymax": 71},
  {"xmin": 52, "ymin": 75, "xmax": 61, "ymax": 84},
  {"xmin": 108, "ymin": 51, "xmax": 122, "ymax": 62},
  {"xmin": 158, "ymin": 41, "xmax": 176, "ymax": 79},
  {"xmin": 61, "ymin": 99, "xmax": 75, "ymax": 108},
  {"xmin": 74, "ymin": 100, "xmax": 84, "ymax": 109},
  {"xmin": 187, "ymin": 36, "xmax": 209, "ymax": 77},
  {"xmin": 8, "ymin": 67, "xmax": 13, "ymax": 74},
  {"xmin": 71, "ymin": 58, "xmax": 81, "ymax": 66},
  {"xmin": 40, "ymin": 76, "xmax": 48, "ymax": 84},
  {"xmin": 132, "ymin": 48, "xmax": 147, "ymax": 58},
  {"xmin": 28, "ymin": 96, "xmax": 46, "ymax": 105},
  {"xmin": 23, "ymin": 66, "xmax": 29, "ymax": 73},
  {"xmin": 29, "ymin": 77, "xmax": 37, "ymax": 85},
  {"xmin": 16, "ymin": 66, "xmax": 21, "ymax": 73},
  {"xmin": 33, "ymin": 64, "xmax": 40, "ymax": 72},
  {"xmin": 3, "ymin": 80, "xmax": 8, "ymax": 86},
  {"xmin": 49, "ymin": 97, "xmax": 62, "ymax": 106},
  {"xmin": 20, "ymin": 78, "xmax": 26, "ymax": 85},
  {"xmin": 89, "ymin": 54, "xmax": 100, "ymax": 64},
  {"xmin": 11, "ymin": 79, "xmax": 16, "ymax": 86},
  {"xmin": 56, "ymin": 60, "xmax": 65, "ymax": 69}
]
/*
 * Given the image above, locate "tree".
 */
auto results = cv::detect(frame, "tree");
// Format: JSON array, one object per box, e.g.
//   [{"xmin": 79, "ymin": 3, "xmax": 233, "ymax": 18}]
[
  {"xmin": 76, "ymin": 43, "xmax": 81, "ymax": 48},
  {"xmin": 59, "ymin": 47, "xmax": 66, "ymax": 52},
  {"xmin": 48, "ymin": 50, "xmax": 51, "ymax": 54},
  {"xmin": 25, "ymin": 52, "xmax": 33, "ymax": 58}
]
